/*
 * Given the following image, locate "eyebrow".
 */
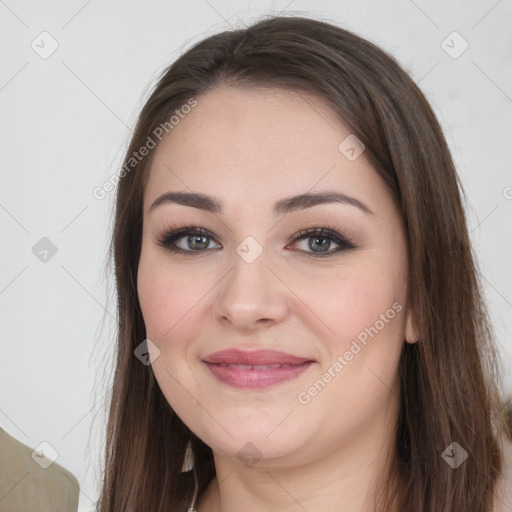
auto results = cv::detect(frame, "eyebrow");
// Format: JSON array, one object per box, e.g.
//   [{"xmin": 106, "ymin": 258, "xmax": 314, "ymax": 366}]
[{"xmin": 149, "ymin": 191, "xmax": 375, "ymax": 216}]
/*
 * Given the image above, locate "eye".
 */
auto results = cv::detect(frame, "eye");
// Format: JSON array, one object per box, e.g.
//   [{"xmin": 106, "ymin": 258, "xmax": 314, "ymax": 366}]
[
  {"xmin": 156, "ymin": 225, "xmax": 356, "ymax": 257},
  {"xmin": 287, "ymin": 227, "xmax": 356, "ymax": 257},
  {"xmin": 157, "ymin": 226, "xmax": 221, "ymax": 254}
]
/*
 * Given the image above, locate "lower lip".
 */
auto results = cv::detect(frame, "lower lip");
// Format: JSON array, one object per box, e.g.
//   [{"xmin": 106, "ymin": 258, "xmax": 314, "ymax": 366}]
[{"xmin": 203, "ymin": 361, "xmax": 314, "ymax": 389}]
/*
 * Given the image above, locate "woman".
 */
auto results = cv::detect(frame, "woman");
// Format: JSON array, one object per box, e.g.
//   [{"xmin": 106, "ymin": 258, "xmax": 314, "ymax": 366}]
[{"xmin": 96, "ymin": 15, "xmax": 512, "ymax": 512}]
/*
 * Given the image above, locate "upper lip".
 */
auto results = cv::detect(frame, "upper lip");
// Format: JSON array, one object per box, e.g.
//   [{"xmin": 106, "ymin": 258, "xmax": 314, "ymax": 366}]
[{"xmin": 202, "ymin": 349, "xmax": 313, "ymax": 365}]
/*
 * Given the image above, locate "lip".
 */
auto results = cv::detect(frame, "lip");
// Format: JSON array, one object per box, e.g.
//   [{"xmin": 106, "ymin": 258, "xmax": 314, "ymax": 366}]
[
  {"xmin": 202, "ymin": 349, "xmax": 315, "ymax": 389},
  {"xmin": 203, "ymin": 349, "xmax": 313, "ymax": 365}
]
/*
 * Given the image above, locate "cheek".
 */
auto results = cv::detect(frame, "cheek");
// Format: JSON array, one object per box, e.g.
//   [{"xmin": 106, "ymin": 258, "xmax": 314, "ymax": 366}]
[
  {"xmin": 137, "ymin": 250, "xmax": 192, "ymax": 342},
  {"xmin": 294, "ymin": 268, "xmax": 405, "ymax": 435},
  {"xmin": 137, "ymin": 248, "xmax": 221, "ymax": 356},
  {"xmin": 309, "ymin": 267, "xmax": 405, "ymax": 351}
]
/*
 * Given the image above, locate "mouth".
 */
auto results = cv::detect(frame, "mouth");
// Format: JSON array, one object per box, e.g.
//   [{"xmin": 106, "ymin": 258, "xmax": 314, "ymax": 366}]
[{"xmin": 202, "ymin": 349, "xmax": 315, "ymax": 389}]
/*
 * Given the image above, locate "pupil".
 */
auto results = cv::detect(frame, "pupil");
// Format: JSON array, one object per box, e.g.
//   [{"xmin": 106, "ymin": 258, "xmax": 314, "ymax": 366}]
[
  {"xmin": 189, "ymin": 235, "xmax": 208, "ymax": 250},
  {"xmin": 310, "ymin": 237, "xmax": 329, "ymax": 252},
  {"xmin": 185, "ymin": 235, "xmax": 331, "ymax": 252}
]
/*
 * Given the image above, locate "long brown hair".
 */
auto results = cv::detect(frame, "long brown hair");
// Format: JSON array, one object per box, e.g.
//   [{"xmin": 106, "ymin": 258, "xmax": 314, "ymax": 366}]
[{"xmin": 96, "ymin": 15, "xmax": 509, "ymax": 511}]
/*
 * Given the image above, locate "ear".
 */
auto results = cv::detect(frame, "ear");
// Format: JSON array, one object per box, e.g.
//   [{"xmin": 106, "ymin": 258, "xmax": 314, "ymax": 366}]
[{"xmin": 404, "ymin": 306, "xmax": 419, "ymax": 344}]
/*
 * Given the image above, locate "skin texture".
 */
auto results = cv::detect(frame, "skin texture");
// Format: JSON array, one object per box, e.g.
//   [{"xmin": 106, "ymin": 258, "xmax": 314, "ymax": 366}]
[{"xmin": 137, "ymin": 87, "xmax": 418, "ymax": 512}]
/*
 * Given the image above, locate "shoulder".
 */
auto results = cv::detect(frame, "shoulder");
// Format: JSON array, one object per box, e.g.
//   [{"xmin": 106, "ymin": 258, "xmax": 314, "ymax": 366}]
[
  {"xmin": 494, "ymin": 435, "xmax": 512, "ymax": 512},
  {"xmin": 0, "ymin": 427, "xmax": 80, "ymax": 511}
]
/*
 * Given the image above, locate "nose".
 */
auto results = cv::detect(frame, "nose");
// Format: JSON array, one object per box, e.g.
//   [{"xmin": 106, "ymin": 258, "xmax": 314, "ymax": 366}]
[{"xmin": 212, "ymin": 249, "xmax": 290, "ymax": 332}]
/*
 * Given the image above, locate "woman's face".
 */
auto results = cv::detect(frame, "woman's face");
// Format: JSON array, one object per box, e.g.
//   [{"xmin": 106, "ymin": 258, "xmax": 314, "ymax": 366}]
[{"xmin": 137, "ymin": 86, "xmax": 416, "ymax": 468}]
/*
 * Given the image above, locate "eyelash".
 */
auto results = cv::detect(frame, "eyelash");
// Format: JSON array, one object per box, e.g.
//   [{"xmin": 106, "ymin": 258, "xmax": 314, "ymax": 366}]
[{"xmin": 156, "ymin": 223, "xmax": 356, "ymax": 258}]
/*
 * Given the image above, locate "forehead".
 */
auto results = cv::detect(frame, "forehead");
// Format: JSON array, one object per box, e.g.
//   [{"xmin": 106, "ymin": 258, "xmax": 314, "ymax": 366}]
[{"xmin": 144, "ymin": 86, "xmax": 393, "ymax": 218}]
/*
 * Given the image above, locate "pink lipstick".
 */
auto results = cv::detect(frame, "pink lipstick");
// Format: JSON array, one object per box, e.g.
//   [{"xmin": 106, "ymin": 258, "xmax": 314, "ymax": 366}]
[{"xmin": 202, "ymin": 349, "xmax": 314, "ymax": 389}]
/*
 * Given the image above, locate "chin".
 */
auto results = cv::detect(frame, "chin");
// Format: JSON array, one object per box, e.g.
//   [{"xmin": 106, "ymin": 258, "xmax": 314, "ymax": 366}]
[{"xmin": 191, "ymin": 415, "xmax": 314, "ymax": 464}]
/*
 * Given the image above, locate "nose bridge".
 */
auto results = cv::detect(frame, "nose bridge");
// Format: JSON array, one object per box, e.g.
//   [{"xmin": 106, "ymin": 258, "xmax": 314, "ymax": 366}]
[{"xmin": 213, "ymin": 240, "xmax": 289, "ymax": 328}]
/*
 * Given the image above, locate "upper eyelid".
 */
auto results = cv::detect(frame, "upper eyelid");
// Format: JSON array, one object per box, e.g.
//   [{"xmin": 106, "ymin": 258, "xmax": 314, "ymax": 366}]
[{"xmin": 159, "ymin": 226, "xmax": 343, "ymax": 241}]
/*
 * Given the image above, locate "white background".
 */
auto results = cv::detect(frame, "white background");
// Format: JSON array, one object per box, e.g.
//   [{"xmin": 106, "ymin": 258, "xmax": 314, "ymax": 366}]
[{"xmin": 1, "ymin": 1, "xmax": 511, "ymax": 510}]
